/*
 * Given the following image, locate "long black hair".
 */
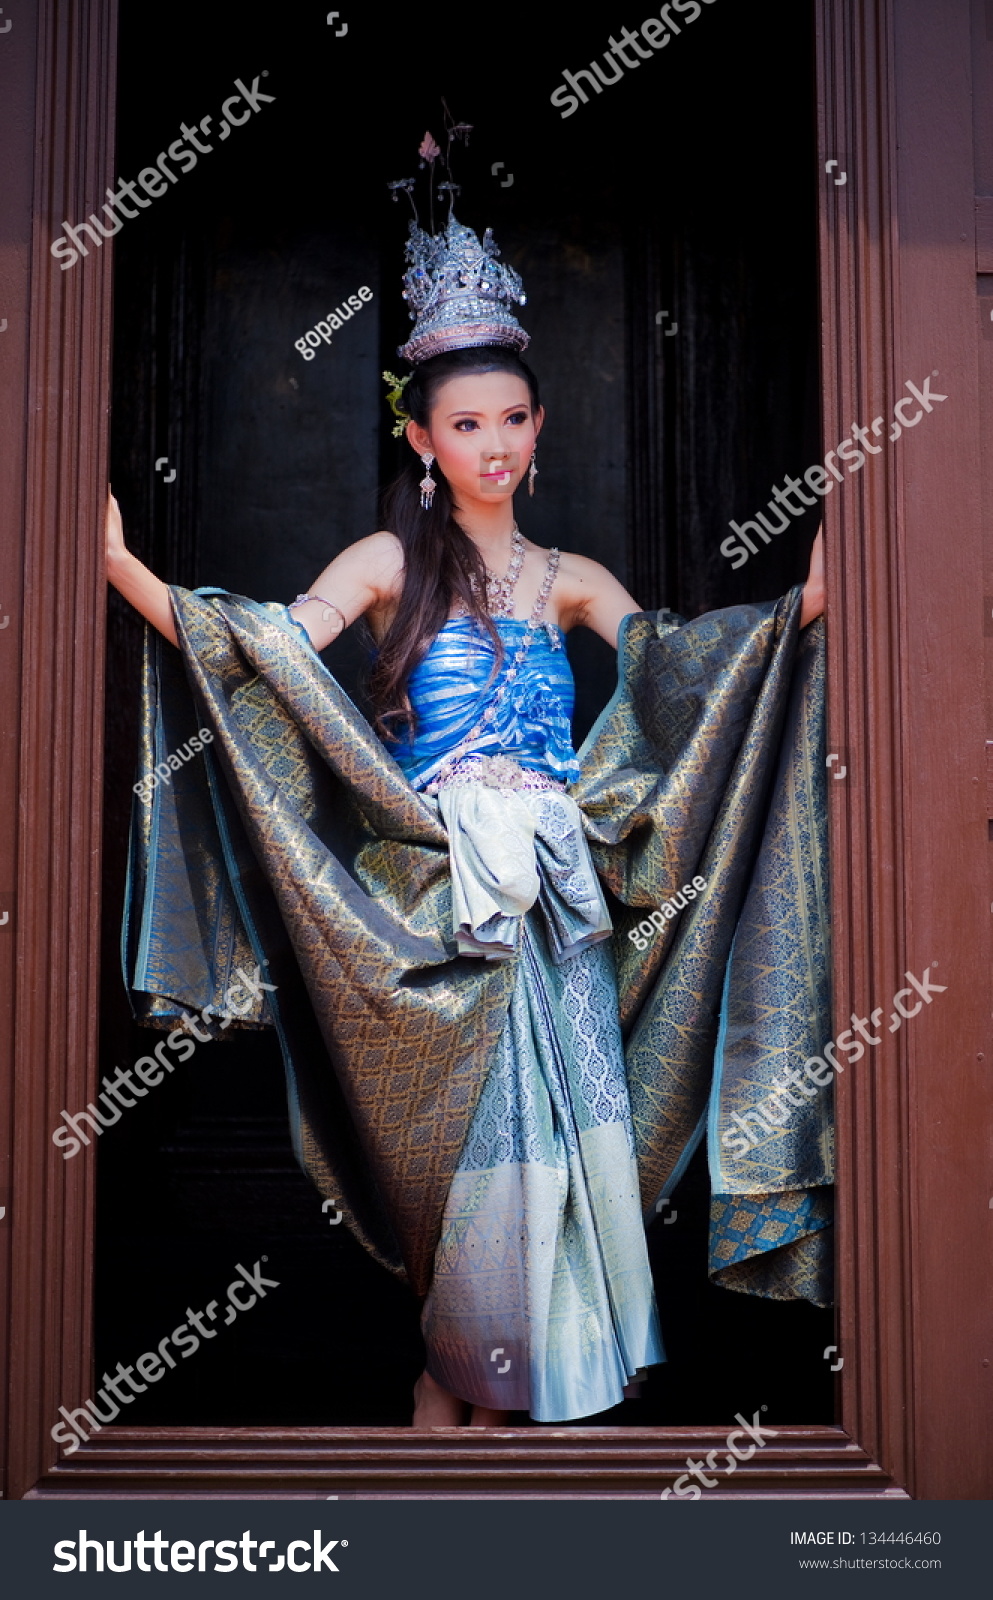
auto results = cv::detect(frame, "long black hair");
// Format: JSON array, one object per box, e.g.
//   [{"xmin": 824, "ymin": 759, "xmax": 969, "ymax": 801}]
[{"xmin": 368, "ymin": 345, "xmax": 541, "ymax": 740}]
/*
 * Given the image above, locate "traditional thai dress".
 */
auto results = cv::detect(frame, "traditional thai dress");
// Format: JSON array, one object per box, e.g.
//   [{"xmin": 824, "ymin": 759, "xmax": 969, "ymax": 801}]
[
  {"xmin": 123, "ymin": 571, "xmax": 834, "ymax": 1423},
  {"xmin": 383, "ymin": 558, "xmax": 663, "ymax": 1417}
]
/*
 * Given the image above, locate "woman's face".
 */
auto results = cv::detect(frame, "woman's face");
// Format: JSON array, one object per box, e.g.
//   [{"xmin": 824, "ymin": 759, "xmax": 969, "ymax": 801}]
[{"xmin": 406, "ymin": 370, "xmax": 543, "ymax": 511}]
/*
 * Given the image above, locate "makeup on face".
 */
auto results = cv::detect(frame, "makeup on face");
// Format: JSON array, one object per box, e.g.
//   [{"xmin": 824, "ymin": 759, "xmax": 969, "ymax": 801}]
[{"xmin": 418, "ymin": 372, "xmax": 540, "ymax": 506}]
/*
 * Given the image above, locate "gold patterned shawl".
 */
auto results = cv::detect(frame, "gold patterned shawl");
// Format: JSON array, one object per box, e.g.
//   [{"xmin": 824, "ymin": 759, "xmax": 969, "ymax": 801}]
[
  {"xmin": 573, "ymin": 593, "xmax": 831, "ymax": 1302},
  {"xmin": 124, "ymin": 583, "xmax": 830, "ymax": 1302}
]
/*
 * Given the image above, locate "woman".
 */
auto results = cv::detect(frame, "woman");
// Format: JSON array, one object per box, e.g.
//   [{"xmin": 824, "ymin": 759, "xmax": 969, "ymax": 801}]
[{"xmin": 107, "ymin": 218, "xmax": 826, "ymax": 1430}]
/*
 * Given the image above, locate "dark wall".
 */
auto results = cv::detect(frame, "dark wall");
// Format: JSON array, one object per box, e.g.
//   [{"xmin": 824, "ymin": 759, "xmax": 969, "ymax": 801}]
[{"xmin": 100, "ymin": 0, "xmax": 830, "ymax": 1427}]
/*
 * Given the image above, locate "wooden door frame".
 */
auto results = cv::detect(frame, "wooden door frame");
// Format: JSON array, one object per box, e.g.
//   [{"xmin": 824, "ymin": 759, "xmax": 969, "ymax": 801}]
[{"xmin": 3, "ymin": 0, "xmax": 989, "ymax": 1499}]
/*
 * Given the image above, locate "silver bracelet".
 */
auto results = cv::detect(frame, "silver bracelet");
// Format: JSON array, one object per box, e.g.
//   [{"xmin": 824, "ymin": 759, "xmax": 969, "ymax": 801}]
[{"xmin": 288, "ymin": 592, "xmax": 348, "ymax": 634}]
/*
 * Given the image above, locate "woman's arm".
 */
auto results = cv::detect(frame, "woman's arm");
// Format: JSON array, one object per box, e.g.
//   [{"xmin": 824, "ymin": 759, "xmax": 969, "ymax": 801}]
[
  {"xmin": 555, "ymin": 552, "xmax": 643, "ymax": 647},
  {"xmin": 798, "ymin": 527, "xmax": 825, "ymax": 628},
  {"xmin": 105, "ymin": 491, "xmax": 404, "ymax": 652},
  {"xmin": 287, "ymin": 531, "xmax": 404, "ymax": 650},
  {"xmin": 106, "ymin": 491, "xmax": 179, "ymax": 646}
]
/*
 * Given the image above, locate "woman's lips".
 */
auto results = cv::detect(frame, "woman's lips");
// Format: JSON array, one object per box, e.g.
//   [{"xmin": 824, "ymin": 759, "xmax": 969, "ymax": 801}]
[{"xmin": 478, "ymin": 451, "xmax": 520, "ymax": 491}]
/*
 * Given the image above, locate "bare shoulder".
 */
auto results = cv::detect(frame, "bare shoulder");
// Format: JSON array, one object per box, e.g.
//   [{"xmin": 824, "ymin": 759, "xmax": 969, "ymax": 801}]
[
  {"xmin": 553, "ymin": 548, "xmax": 634, "ymax": 605},
  {"xmin": 553, "ymin": 549, "xmax": 619, "ymax": 587},
  {"xmin": 341, "ymin": 529, "xmax": 404, "ymax": 578},
  {"xmin": 545, "ymin": 547, "xmax": 641, "ymax": 640},
  {"xmin": 312, "ymin": 529, "xmax": 404, "ymax": 602}
]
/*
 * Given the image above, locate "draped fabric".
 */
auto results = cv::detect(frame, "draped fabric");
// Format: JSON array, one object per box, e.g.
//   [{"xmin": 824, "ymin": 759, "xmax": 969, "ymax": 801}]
[
  {"xmin": 124, "ymin": 581, "xmax": 832, "ymax": 1375},
  {"xmin": 437, "ymin": 782, "xmax": 614, "ymax": 962},
  {"xmin": 571, "ymin": 596, "xmax": 832, "ymax": 1302}
]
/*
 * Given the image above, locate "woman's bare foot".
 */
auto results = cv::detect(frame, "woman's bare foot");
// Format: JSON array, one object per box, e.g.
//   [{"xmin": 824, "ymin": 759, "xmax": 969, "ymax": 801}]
[
  {"xmin": 412, "ymin": 1369, "xmax": 467, "ymax": 1427},
  {"xmin": 469, "ymin": 1405, "xmax": 510, "ymax": 1427}
]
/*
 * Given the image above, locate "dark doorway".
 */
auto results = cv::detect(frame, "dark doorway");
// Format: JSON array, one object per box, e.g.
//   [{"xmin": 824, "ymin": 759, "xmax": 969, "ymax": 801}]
[{"xmin": 99, "ymin": 0, "xmax": 830, "ymax": 1428}]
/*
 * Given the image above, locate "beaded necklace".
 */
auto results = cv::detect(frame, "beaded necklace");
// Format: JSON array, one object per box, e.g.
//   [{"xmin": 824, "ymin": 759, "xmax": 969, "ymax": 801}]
[{"xmin": 454, "ymin": 525, "xmax": 526, "ymax": 620}]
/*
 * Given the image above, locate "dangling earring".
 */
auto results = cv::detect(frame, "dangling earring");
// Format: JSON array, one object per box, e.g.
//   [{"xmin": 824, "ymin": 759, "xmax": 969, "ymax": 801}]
[
  {"xmin": 419, "ymin": 452, "xmax": 437, "ymax": 511},
  {"xmin": 527, "ymin": 450, "xmax": 538, "ymax": 497}
]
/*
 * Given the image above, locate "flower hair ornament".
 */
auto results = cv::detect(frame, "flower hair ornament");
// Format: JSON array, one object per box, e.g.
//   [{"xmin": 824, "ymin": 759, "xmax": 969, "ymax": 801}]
[{"xmin": 382, "ymin": 370, "xmax": 412, "ymax": 438}]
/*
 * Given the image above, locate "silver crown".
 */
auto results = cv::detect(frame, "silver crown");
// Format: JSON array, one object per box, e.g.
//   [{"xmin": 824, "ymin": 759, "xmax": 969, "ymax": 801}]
[{"xmin": 398, "ymin": 215, "xmax": 529, "ymax": 364}]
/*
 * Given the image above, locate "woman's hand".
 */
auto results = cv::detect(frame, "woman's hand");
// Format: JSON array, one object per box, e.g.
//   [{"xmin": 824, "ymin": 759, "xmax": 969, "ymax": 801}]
[
  {"xmin": 105, "ymin": 488, "xmax": 179, "ymax": 646},
  {"xmin": 799, "ymin": 525, "xmax": 825, "ymax": 628},
  {"xmin": 106, "ymin": 488, "xmax": 128, "ymax": 566}
]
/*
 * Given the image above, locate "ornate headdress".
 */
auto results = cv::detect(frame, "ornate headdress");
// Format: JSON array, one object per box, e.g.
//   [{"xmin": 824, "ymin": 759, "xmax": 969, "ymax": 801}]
[
  {"xmin": 387, "ymin": 113, "xmax": 529, "ymax": 366},
  {"xmin": 397, "ymin": 215, "xmax": 528, "ymax": 364}
]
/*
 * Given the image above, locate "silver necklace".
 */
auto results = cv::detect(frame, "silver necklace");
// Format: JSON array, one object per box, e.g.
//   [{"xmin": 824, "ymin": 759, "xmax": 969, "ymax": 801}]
[{"xmin": 456, "ymin": 525, "xmax": 526, "ymax": 619}]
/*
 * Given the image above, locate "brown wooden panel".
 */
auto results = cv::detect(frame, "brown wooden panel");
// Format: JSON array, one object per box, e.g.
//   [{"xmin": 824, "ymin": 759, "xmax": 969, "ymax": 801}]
[
  {"xmin": 817, "ymin": 0, "xmax": 993, "ymax": 1500},
  {"xmin": 976, "ymin": 197, "xmax": 993, "ymax": 269},
  {"xmin": 24, "ymin": 1424, "xmax": 905, "ymax": 1500},
  {"xmin": 0, "ymin": 0, "xmax": 40, "ymax": 1509},
  {"xmin": 896, "ymin": 0, "xmax": 993, "ymax": 1499},
  {"xmin": 817, "ymin": 0, "xmax": 910, "ymax": 1493},
  {"xmin": 4, "ymin": 0, "xmax": 117, "ymax": 1502}
]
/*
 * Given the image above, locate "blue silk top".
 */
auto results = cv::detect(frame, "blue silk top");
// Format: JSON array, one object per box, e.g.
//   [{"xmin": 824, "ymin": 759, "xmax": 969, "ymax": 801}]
[{"xmin": 386, "ymin": 617, "xmax": 581, "ymax": 792}]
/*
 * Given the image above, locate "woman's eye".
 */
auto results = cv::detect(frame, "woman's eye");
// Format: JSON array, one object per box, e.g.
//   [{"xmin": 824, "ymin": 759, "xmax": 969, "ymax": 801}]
[
  {"xmin": 508, "ymin": 412, "xmax": 528, "ymax": 426},
  {"xmin": 455, "ymin": 419, "xmax": 478, "ymax": 432}
]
